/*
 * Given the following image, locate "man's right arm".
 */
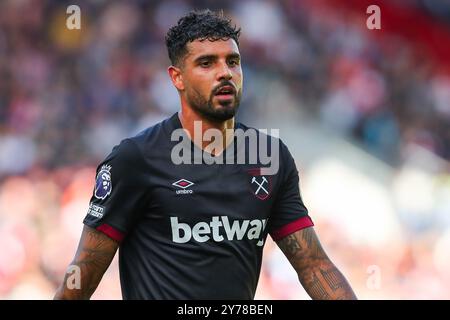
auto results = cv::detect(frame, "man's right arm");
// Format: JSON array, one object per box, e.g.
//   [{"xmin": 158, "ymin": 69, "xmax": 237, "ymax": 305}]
[{"xmin": 54, "ymin": 225, "xmax": 119, "ymax": 300}]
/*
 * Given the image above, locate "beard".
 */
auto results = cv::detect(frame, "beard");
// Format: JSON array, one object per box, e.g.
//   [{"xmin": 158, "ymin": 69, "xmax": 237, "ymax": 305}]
[{"xmin": 186, "ymin": 85, "xmax": 242, "ymax": 122}]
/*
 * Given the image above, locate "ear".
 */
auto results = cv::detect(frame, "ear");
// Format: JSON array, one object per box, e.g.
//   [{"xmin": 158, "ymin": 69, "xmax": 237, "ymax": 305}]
[{"xmin": 168, "ymin": 65, "xmax": 185, "ymax": 91}]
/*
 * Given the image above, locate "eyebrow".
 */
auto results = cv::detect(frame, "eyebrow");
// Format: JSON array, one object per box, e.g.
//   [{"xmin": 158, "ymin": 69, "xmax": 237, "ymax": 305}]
[{"xmin": 194, "ymin": 53, "xmax": 241, "ymax": 63}]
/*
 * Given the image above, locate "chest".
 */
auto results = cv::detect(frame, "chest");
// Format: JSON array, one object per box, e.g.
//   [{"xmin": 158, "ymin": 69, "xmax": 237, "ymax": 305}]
[{"xmin": 144, "ymin": 163, "xmax": 279, "ymax": 222}]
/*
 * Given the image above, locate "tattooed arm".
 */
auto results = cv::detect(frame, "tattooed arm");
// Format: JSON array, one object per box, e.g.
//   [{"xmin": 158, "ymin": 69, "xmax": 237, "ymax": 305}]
[
  {"xmin": 276, "ymin": 227, "xmax": 357, "ymax": 300},
  {"xmin": 54, "ymin": 225, "xmax": 119, "ymax": 300}
]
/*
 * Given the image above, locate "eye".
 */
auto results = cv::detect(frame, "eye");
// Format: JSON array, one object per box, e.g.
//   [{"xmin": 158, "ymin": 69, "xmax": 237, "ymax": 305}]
[
  {"xmin": 200, "ymin": 60, "xmax": 211, "ymax": 68},
  {"xmin": 228, "ymin": 59, "xmax": 240, "ymax": 67}
]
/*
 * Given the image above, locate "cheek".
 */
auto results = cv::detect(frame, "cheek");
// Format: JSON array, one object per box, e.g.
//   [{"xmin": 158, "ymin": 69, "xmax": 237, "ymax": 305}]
[
  {"xmin": 186, "ymin": 73, "xmax": 213, "ymax": 93},
  {"xmin": 186, "ymin": 81, "xmax": 210, "ymax": 101},
  {"xmin": 189, "ymin": 81, "xmax": 210, "ymax": 98},
  {"xmin": 234, "ymin": 69, "xmax": 243, "ymax": 88}
]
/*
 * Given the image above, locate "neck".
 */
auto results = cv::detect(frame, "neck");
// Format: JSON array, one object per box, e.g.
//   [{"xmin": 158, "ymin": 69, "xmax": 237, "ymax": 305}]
[{"xmin": 178, "ymin": 105, "xmax": 235, "ymax": 156}]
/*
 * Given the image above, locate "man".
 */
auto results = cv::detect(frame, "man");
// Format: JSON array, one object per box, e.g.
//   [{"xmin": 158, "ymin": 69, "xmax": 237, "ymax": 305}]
[{"xmin": 54, "ymin": 9, "xmax": 356, "ymax": 300}]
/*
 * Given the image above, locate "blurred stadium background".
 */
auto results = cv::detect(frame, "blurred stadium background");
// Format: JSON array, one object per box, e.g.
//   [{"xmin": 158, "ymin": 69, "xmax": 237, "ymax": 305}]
[{"xmin": 0, "ymin": 0, "xmax": 449, "ymax": 299}]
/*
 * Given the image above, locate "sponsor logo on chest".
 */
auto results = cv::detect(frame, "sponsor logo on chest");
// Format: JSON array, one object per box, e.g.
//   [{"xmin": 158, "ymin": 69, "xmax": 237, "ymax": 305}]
[{"xmin": 171, "ymin": 216, "xmax": 267, "ymax": 246}]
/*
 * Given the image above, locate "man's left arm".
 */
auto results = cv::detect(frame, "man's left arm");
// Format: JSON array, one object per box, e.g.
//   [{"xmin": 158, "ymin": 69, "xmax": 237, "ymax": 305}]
[{"xmin": 276, "ymin": 226, "xmax": 357, "ymax": 300}]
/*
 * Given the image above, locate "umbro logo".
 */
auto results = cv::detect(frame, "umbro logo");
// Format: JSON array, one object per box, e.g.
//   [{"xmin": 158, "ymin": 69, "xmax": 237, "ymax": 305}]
[{"xmin": 172, "ymin": 179, "xmax": 194, "ymax": 195}]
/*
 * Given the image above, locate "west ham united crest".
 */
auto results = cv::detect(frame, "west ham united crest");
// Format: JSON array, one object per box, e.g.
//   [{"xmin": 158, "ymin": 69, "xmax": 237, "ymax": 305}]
[
  {"xmin": 248, "ymin": 168, "xmax": 272, "ymax": 200},
  {"xmin": 94, "ymin": 164, "xmax": 112, "ymax": 200}
]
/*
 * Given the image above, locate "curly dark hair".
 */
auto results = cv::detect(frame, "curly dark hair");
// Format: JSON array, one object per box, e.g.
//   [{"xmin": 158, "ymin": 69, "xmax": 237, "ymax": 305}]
[{"xmin": 165, "ymin": 9, "xmax": 241, "ymax": 66}]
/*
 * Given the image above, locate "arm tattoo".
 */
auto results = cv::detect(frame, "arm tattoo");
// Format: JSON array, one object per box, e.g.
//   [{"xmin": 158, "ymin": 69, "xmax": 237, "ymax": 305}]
[
  {"xmin": 277, "ymin": 233, "xmax": 302, "ymax": 255},
  {"xmin": 77, "ymin": 228, "xmax": 117, "ymax": 270},
  {"xmin": 54, "ymin": 226, "xmax": 119, "ymax": 300},
  {"xmin": 320, "ymin": 268, "xmax": 346, "ymax": 292},
  {"xmin": 310, "ymin": 273, "xmax": 331, "ymax": 299},
  {"xmin": 276, "ymin": 227, "xmax": 357, "ymax": 300}
]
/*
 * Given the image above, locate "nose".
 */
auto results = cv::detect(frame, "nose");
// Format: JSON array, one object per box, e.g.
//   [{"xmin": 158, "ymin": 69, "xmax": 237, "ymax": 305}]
[{"xmin": 217, "ymin": 62, "xmax": 232, "ymax": 81}]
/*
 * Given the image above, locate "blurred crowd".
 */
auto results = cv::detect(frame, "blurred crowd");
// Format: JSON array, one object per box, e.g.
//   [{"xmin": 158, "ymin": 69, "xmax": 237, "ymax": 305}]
[{"xmin": 0, "ymin": 0, "xmax": 449, "ymax": 299}]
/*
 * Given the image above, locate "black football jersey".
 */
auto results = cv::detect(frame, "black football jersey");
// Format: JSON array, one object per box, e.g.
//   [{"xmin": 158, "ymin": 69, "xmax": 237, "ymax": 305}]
[{"xmin": 83, "ymin": 112, "xmax": 313, "ymax": 299}]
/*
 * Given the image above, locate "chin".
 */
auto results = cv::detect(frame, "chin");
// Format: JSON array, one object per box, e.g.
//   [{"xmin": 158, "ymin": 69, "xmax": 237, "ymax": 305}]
[{"xmin": 217, "ymin": 108, "xmax": 238, "ymax": 121}]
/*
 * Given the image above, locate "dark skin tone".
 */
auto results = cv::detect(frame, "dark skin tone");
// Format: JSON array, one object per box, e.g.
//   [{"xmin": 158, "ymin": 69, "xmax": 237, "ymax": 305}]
[{"xmin": 54, "ymin": 39, "xmax": 357, "ymax": 300}]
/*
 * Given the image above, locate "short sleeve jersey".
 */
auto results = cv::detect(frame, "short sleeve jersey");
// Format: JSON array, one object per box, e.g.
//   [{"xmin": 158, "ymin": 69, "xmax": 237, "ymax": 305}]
[{"xmin": 83, "ymin": 113, "xmax": 314, "ymax": 299}]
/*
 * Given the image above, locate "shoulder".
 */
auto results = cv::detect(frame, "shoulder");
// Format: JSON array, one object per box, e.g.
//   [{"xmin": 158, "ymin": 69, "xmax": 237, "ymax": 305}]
[
  {"xmin": 128, "ymin": 116, "xmax": 172, "ymax": 148},
  {"xmin": 236, "ymin": 122, "xmax": 294, "ymax": 176},
  {"xmin": 104, "ymin": 115, "xmax": 174, "ymax": 167},
  {"xmin": 118, "ymin": 114, "xmax": 176, "ymax": 154},
  {"xmin": 236, "ymin": 122, "xmax": 292, "ymax": 159}
]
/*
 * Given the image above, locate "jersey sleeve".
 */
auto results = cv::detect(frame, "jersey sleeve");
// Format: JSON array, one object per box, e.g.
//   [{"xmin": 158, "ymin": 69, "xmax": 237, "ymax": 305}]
[
  {"xmin": 268, "ymin": 142, "xmax": 314, "ymax": 241},
  {"xmin": 83, "ymin": 139, "xmax": 146, "ymax": 242}
]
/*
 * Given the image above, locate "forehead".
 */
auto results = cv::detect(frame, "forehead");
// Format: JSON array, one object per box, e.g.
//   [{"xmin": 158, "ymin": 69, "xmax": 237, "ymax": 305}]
[{"xmin": 185, "ymin": 38, "xmax": 240, "ymax": 60}]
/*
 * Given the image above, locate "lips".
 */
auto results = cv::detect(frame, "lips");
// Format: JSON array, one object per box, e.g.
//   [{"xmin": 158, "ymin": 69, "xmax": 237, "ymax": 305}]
[
  {"xmin": 215, "ymin": 85, "xmax": 235, "ymax": 96},
  {"xmin": 214, "ymin": 86, "xmax": 236, "ymax": 101}
]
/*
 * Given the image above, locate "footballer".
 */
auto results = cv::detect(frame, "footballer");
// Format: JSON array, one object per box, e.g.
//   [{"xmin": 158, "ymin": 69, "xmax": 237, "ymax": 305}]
[{"xmin": 54, "ymin": 9, "xmax": 356, "ymax": 300}]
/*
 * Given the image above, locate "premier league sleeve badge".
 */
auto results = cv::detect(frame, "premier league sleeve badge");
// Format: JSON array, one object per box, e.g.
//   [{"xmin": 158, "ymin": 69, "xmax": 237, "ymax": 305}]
[{"xmin": 94, "ymin": 164, "xmax": 112, "ymax": 200}]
